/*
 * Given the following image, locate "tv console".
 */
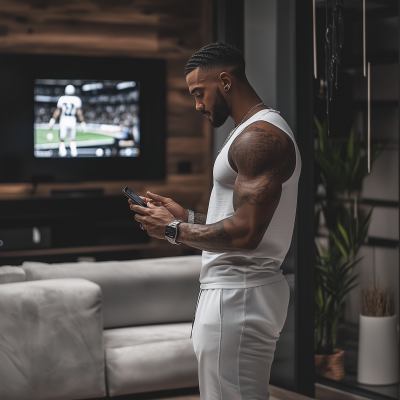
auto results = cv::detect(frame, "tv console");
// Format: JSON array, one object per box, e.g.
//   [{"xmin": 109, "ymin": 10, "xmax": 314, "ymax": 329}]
[{"xmin": 0, "ymin": 194, "xmax": 150, "ymax": 265}]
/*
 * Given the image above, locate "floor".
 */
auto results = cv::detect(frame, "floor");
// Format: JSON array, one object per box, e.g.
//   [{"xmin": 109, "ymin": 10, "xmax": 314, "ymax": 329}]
[{"xmin": 154, "ymin": 384, "xmax": 374, "ymax": 400}]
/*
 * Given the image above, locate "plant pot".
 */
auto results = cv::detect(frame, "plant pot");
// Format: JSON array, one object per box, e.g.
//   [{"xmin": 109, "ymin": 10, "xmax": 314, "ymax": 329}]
[
  {"xmin": 315, "ymin": 349, "xmax": 345, "ymax": 381},
  {"xmin": 357, "ymin": 314, "xmax": 399, "ymax": 385}
]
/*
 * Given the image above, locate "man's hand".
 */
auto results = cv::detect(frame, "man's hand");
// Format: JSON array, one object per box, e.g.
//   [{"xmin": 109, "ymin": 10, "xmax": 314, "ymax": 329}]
[
  {"xmin": 139, "ymin": 192, "xmax": 189, "ymax": 222},
  {"xmin": 129, "ymin": 201, "xmax": 175, "ymax": 239}
]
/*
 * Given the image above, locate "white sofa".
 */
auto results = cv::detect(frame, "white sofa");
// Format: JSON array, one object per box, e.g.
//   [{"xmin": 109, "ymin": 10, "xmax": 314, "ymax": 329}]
[{"xmin": 0, "ymin": 255, "xmax": 201, "ymax": 400}]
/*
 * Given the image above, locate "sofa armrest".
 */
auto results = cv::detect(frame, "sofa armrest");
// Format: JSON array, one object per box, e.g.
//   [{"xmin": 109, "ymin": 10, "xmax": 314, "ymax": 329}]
[{"xmin": 0, "ymin": 278, "xmax": 106, "ymax": 400}]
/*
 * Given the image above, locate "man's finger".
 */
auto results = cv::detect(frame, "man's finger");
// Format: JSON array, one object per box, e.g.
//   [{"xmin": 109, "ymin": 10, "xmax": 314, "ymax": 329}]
[
  {"xmin": 147, "ymin": 191, "xmax": 168, "ymax": 202},
  {"xmin": 140, "ymin": 196, "xmax": 152, "ymax": 203},
  {"xmin": 147, "ymin": 201, "xmax": 160, "ymax": 209},
  {"xmin": 130, "ymin": 204, "xmax": 151, "ymax": 214},
  {"xmin": 128, "ymin": 198, "xmax": 151, "ymax": 205}
]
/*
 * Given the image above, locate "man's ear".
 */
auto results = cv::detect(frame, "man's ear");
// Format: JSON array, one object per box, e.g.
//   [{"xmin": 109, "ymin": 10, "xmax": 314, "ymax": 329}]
[{"xmin": 219, "ymin": 72, "xmax": 232, "ymax": 92}]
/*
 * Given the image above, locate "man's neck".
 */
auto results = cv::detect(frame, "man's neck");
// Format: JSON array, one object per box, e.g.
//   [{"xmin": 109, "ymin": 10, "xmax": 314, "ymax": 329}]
[{"xmin": 230, "ymin": 86, "xmax": 267, "ymax": 126}]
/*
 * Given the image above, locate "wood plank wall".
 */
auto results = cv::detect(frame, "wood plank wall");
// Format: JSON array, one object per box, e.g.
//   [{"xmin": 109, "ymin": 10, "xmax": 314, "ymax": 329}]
[{"xmin": 0, "ymin": 0, "xmax": 213, "ymax": 213}]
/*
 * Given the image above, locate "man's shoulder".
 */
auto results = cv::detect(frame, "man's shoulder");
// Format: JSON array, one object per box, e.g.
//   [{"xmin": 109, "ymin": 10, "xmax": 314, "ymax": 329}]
[
  {"xmin": 228, "ymin": 120, "xmax": 293, "ymax": 174},
  {"xmin": 231, "ymin": 120, "xmax": 290, "ymax": 156},
  {"xmin": 239, "ymin": 120, "xmax": 286, "ymax": 141}
]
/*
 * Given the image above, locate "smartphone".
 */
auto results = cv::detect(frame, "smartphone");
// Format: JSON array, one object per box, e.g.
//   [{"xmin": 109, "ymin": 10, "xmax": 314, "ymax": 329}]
[{"xmin": 122, "ymin": 187, "xmax": 147, "ymax": 208}]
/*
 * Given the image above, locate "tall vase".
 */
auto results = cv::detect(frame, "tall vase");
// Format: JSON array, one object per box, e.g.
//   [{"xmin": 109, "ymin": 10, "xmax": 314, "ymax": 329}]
[{"xmin": 357, "ymin": 314, "xmax": 399, "ymax": 385}]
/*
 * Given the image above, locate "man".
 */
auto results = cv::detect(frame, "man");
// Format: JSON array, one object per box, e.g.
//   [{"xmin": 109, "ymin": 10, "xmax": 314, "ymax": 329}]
[
  {"xmin": 49, "ymin": 84, "xmax": 86, "ymax": 157},
  {"xmin": 129, "ymin": 43, "xmax": 301, "ymax": 400}
]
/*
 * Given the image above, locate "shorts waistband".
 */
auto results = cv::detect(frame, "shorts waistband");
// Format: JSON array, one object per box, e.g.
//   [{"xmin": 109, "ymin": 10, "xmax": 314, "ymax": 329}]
[{"xmin": 199, "ymin": 274, "xmax": 285, "ymax": 290}]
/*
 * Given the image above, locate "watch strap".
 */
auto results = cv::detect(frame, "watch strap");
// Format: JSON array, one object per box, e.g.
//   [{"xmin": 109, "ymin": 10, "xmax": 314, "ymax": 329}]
[
  {"xmin": 187, "ymin": 209, "xmax": 195, "ymax": 224},
  {"xmin": 165, "ymin": 220, "xmax": 183, "ymax": 245}
]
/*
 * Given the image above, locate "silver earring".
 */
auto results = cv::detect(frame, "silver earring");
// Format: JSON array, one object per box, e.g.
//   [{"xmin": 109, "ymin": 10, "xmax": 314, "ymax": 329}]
[{"xmin": 224, "ymin": 85, "xmax": 230, "ymax": 92}]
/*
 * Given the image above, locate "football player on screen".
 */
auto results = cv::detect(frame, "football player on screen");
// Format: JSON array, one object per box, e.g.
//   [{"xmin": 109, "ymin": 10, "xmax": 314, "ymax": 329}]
[{"xmin": 48, "ymin": 84, "xmax": 86, "ymax": 157}]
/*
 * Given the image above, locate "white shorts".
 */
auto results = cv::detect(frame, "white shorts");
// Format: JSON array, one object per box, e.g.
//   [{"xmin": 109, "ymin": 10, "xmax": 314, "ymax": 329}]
[
  {"xmin": 191, "ymin": 278, "xmax": 290, "ymax": 400},
  {"xmin": 59, "ymin": 124, "xmax": 76, "ymax": 141}
]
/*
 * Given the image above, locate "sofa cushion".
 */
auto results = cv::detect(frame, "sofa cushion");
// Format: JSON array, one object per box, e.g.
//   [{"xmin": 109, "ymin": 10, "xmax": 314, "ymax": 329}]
[
  {"xmin": 0, "ymin": 278, "xmax": 106, "ymax": 400},
  {"xmin": 104, "ymin": 323, "xmax": 198, "ymax": 397},
  {"xmin": 0, "ymin": 266, "xmax": 26, "ymax": 284},
  {"xmin": 23, "ymin": 255, "xmax": 201, "ymax": 329}
]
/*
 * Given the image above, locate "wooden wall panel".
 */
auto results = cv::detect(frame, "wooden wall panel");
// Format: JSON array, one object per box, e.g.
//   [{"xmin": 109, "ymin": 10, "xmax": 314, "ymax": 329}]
[{"xmin": 0, "ymin": 0, "xmax": 213, "ymax": 211}]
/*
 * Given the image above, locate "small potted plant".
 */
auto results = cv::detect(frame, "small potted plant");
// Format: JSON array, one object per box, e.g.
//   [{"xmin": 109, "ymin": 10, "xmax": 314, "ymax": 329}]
[
  {"xmin": 314, "ymin": 215, "xmax": 366, "ymax": 381},
  {"xmin": 357, "ymin": 285, "xmax": 399, "ymax": 385}
]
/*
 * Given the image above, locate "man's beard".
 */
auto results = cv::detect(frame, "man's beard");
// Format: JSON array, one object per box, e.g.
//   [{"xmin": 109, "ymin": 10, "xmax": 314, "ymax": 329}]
[{"xmin": 203, "ymin": 87, "xmax": 230, "ymax": 128}]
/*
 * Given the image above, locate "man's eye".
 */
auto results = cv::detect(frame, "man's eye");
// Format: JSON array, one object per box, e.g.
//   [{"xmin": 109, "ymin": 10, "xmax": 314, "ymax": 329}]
[{"xmin": 196, "ymin": 93, "xmax": 203, "ymax": 98}]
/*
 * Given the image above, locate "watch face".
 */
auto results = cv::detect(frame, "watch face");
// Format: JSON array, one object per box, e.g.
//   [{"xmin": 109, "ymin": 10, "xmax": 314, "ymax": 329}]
[{"xmin": 165, "ymin": 225, "xmax": 176, "ymax": 239}]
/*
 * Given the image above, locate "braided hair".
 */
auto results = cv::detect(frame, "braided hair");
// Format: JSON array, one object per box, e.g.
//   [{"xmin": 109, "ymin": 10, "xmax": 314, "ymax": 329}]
[{"xmin": 185, "ymin": 43, "xmax": 245, "ymax": 76}]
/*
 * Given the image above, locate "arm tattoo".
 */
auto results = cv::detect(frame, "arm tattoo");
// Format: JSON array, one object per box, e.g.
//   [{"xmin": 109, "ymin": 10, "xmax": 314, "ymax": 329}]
[
  {"xmin": 178, "ymin": 221, "xmax": 238, "ymax": 252},
  {"xmin": 233, "ymin": 174, "xmax": 282, "ymax": 210},
  {"xmin": 229, "ymin": 122, "xmax": 290, "ymax": 212},
  {"xmin": 194, "ymin": 213, "xmax": 207, "ymax": 225}
]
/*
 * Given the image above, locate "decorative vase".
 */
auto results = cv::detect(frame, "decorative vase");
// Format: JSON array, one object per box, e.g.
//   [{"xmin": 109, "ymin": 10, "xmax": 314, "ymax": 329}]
[
  {"xmin": 357, "ymin": 314, "xmax": 399, "ymax": 385},
  {"xmin": 315, "ymin": 349, "xmax": 345, "ymax": 381}
]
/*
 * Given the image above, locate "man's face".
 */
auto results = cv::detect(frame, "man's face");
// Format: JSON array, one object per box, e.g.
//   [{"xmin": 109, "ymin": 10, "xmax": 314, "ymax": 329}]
[{"xmin": 186, "ymin": 68, "xmax": 230, "ymax": 128}]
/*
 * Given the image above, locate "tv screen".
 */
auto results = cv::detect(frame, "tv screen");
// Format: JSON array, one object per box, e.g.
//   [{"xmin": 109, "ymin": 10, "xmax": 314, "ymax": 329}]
[
  {"xmin": 0, "ymin": 54, "xmax": 166, "ymax": 183},
  {"xmin": 34, "ymin": 79, "xmax": 141, "ymax": 159}
]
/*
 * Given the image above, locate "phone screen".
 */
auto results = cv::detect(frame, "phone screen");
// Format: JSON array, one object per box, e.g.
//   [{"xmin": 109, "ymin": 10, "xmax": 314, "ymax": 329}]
[{"xmin": 123, "ymin": 187, "xmax": 147, "ymax": 207}]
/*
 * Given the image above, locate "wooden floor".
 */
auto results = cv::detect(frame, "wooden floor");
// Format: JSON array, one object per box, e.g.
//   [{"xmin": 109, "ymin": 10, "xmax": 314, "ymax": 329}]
[
  {"xmin": 155, "ymin": 384, "xmax": 371, "ymax": 400},
  {"xmin": 154, "ymin": 387, "xmax": 309, "ymax": 400}
]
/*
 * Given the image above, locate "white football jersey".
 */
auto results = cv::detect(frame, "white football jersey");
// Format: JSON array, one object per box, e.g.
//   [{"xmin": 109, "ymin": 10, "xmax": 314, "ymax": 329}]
[{"xmin": 57, "ymin": 95, "xmax": 82, "ymax": 123}]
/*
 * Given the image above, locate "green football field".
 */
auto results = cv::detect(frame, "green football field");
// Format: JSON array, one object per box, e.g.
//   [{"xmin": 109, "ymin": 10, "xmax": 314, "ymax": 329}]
[{"xmin": 35, "ymin": 129, "xmax": 112, "ymax": 145}]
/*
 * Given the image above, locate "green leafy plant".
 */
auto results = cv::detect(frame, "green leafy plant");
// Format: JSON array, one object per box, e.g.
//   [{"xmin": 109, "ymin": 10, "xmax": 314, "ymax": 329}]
[
  {"xmin": 315, "ymin": 206, "xmax": 370, "ymax": 354},
  {"xmin": 329, "ymin": 205, "xmax": 373, "ymax": 263},
  {"xmin": 315, "ymin": 241, "xmax": 360, "ymax": 354},
  {"xmin": 313, "ymin": 117, "xmax": 383, "ymax": 355},
  {"xmin": 314, "ymin": 117, "xmax": 384, "ymax": 197}
]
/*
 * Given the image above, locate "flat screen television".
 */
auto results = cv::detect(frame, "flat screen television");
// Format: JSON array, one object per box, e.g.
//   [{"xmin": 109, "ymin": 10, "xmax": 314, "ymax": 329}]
[{"xmin": 0, "ymin": 54, "xmax": 166, "ymax": 183}]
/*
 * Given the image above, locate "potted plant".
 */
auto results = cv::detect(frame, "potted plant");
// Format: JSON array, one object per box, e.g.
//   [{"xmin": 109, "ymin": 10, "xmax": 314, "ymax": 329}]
[
  {"xmin": 357, "ymin": 285, "xmax": 399, "ymax": 385},
  {"xmin": 314, "ymin": 210, "xmax": 370, "ymax": 380},
  {"xmin": 313, "ymin": 117, "xmax": 385, "ymax": 380}
]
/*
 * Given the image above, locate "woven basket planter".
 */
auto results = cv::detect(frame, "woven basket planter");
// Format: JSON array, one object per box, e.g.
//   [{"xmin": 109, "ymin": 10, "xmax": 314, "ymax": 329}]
[{"xmin": 315, "ymin": 349, "xmax": 345, "ymax": 381}]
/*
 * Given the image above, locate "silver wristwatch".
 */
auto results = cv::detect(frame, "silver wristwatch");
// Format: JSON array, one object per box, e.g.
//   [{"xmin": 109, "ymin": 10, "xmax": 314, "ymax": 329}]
[
  {"xmin": 187, "ymin": 209, "xmax": 195, "ymax": 224},
  {"xmin": 165, "ymin": 220, "xmax": 183, "ymax": 245}
]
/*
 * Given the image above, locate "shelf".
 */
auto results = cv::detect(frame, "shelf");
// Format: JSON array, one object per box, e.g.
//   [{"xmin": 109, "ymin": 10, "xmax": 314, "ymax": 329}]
[
  {"xmin": 367, "ymin": 237, "xmax": 399, "ymax": 248},
  {"xmin": 341, "ymin": 51, "xmax": 398, "ymax": 68},
  {"xmin": 316, "ymin": 234, "xmax": 399, "ymax": 249},
  {"xmin": 355, "ymin": 5, "xmax": 398, "ymax": 22},
  {"xmin": 353, "ymin": 100, "xmax": 398, "ymax": 110},
  {"xmin": 315, "ymin": 195, "xmax": 399, "ymax": 208},
  {"xmin": 317, "ymin": 2, "xmax": 398, "ymax": 21},
  {"xmin": 316, "ymin": 375, "xmax": 398, "ymax": 400},
  {"xmin": 0, "ymin": 242, "xmax": 156, "ymax": 259}
]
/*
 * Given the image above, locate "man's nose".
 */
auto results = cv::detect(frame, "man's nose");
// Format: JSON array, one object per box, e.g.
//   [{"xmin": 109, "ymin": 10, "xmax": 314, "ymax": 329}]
[{"xmin": 196, "ymin": 102, "xmax": 204, "ymax": 111}]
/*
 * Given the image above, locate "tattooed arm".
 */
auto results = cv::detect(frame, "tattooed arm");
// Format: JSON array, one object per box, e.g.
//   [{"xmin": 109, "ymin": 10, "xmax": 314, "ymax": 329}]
[
  {"xmin": 130, "ymin": 121, "xmax": 295, "ymax": 252},
  {"xmin": 194, "ymin": 213, "xmax": 207, "ymax": 225}
]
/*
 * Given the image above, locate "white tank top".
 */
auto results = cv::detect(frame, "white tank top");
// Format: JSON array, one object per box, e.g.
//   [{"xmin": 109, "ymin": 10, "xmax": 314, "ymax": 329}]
[{"xmin": 200, "ymin": 109, "xmax": 301, "ymax": 289}]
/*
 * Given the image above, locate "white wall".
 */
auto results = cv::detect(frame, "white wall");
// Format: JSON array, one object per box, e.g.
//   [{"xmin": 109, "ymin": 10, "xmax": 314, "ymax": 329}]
[{"xmin": 244, "ymin": 0, "xmax": 278, "ymax": 108}]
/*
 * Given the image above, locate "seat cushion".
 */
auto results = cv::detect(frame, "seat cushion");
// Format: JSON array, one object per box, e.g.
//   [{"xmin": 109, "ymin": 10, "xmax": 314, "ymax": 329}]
[
  {"xmin": 23, "ymin": 255, "xmax": 202, "ymax": 329},
  {"xmin": 0, "ymin": 279, "xmax": 106, "ymax": 400},
  {"xmin": 104, "ymin": 323, "xmax": 198, "ymax": 397},
  {"xmin": 0, "ymin": 266, "xmax": 26, "ymax": 284}
]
